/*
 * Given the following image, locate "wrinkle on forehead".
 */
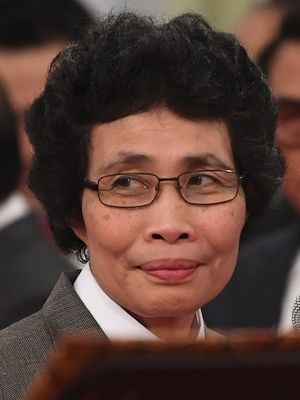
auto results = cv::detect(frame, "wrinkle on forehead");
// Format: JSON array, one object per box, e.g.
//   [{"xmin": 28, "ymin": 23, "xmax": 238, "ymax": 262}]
[{"xmin": 89, "ymin": 109, "xmax": 234, "ymax": 177}]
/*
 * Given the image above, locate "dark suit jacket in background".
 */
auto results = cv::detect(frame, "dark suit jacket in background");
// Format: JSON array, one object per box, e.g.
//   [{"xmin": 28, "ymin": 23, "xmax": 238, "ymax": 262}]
[
  {"xmin": 0, "ymin": 212, "xmax": 73, "ymax": 328},
  {"xmin": 0, "ymin": 271, "xmax": 106, "ymax": 400},
  {"xmin": 203, "ymin": 222, "xmax": 300, "ymax": 330},
  {"xmin": 241, "ymin": 190, "xmax": 298, "ymax": 243}
]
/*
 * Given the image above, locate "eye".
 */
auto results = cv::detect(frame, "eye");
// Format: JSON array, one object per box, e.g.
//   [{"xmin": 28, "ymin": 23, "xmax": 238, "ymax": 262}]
[
  {"xmin": 185, "ymin": 171, "xmax": 238, "ymax": 190},
  {"xmin": 111, "ymin": 175, "xmax": 147, "ymax": 189},
  {"xmin": 187, "ymin": 173, "xmax": 215, "ymax": 186}
]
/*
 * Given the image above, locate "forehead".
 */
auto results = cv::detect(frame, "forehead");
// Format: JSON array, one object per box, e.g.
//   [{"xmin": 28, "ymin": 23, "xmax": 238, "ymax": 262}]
[
  {"xmin": 88, "ymin": 109, "xmax": 235, "ymax": 175},
  {"xmin": 269, "ymin": 40, "xmax": 300, "ymax": 99}
]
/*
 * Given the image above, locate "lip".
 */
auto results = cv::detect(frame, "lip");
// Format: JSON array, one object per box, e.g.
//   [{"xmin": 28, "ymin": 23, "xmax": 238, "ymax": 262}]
[{"xmin": 139, "ymin": 258, "xmax": 199, "ymax": 283}]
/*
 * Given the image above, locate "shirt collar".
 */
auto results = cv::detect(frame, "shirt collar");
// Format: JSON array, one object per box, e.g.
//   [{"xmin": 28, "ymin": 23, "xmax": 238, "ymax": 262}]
[
  {"xmin": 0, "ymin": 191, "xmax": 29, "ymax": 230},
  {"xmin": 74, "ymin": 263, "xmax": 205, "ymax": 340}
]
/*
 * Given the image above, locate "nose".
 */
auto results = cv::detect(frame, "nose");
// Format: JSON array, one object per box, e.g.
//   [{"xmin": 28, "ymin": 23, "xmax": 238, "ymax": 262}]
[{"xmin": 143, "ymin": 185, "xmax": 197, "ymax": 244}]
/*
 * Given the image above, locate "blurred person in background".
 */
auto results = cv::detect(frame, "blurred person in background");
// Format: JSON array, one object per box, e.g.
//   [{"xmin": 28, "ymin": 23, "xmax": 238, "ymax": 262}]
[
  {"xmin": 0, "ymin": 82, "xmax": 72, "ymax": 329},
  {"xmin": 0, "ymin": 0, "xmax": 93, "ymax": 328},
  {"xmin": 236, "ymin": 0, "xmax": 300, "ymax": 61},
  {"xmin": 0, "ymin": 0, "xmax": 92, "ymax": 210},
  {"xmin": 203, "ymin": 10, "xmax": 300, "ymax": 332},
  {"xmin": 0, "ymin": 12, "xmax": 283, "ymax": 399}
]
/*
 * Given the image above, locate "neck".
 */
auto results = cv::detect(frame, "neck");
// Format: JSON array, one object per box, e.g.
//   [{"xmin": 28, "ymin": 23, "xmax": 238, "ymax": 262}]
[{"xmin": 141, "ymin": 312, "xmax": 199, "ymax": 341}]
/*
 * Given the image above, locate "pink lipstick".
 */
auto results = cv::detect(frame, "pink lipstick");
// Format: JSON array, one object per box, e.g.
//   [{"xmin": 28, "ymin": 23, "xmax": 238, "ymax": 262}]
[{"xmin": 140, "ymin": 259, "xmax": 199, "ymax": 283}]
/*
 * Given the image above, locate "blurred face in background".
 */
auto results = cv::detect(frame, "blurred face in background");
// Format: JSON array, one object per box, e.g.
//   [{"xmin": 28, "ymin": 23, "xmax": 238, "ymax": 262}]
[
  {"xmin": 236, "ymin": 4, "xmax": 285, "ymax": 60},
  {"xmin": 269, "ymin": 40, "xmax": 300, "ymax": 210},
  {"xmin": 0, "ymin": 42, "xmax": 66, "ymax": 200}
]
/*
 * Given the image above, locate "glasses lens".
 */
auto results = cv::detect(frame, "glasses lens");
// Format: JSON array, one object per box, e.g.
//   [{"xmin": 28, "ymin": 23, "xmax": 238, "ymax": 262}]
[
  {"xmin": 179, "ymin": 170, "xmax": 239, "ymax": 205},
  {"xmin": 278, "ymin": 98, "xmax": 300, "ymax": 123},
  {"xmin": 98, "ymin": 174, "xmax": 158, "ymax": 207}
]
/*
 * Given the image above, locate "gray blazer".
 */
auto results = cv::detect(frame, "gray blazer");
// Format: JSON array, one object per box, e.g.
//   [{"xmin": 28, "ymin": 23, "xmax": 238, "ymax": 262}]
[{"xmin": 0, "ymin": 271, "xmax": 106, "ymax": 400}]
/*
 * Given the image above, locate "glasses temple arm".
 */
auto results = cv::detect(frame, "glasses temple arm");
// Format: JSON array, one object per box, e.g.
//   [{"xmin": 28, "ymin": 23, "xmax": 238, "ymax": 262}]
[{"xmin": 83, "ymin": 179, "xmax": 98, "ymax": 191}]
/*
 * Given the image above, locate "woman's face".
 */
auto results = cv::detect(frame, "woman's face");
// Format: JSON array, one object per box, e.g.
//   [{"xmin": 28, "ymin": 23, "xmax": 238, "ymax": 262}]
[{"xmin": 75, "ymin": 108, "xmax": 246, "ymax": 323}]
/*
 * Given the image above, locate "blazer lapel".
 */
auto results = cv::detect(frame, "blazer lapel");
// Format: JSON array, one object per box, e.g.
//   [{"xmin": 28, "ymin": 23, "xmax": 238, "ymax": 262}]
[{"xmin": 41, "ymin": 270, "xmax": 107, "ymax": 344}]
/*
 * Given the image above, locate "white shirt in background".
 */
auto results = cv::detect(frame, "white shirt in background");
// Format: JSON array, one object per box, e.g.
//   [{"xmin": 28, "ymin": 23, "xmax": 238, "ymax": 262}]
[
  {"xmin": 279, "ymin": 249, "xmax": 300, "ymax": 333},
  {"xmin": 0, "ymin": 191, "xmax": 29, "ymax": 230}
]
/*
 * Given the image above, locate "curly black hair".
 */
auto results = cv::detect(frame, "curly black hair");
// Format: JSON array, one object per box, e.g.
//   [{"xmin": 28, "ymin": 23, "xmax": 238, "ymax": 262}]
[{"xmin": 25, "ymin": 12, "xmax": 284, "ymax": 261}]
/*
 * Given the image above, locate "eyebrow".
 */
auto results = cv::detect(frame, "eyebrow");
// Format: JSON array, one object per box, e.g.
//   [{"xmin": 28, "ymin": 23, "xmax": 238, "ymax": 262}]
[
  {"xmin": 97, "ymin": 151, "xmax": 234, "ymax": 175},
  {"xmin": 98, "ymin": 151, "xmax": 154, "ymax": 174},
  {"xmin": 181, "ymin": 154, "xmax": 234, "ymax": 171}
]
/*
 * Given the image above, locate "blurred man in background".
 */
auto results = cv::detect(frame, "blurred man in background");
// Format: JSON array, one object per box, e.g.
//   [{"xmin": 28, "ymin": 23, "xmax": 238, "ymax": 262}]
[
  {"xmin": 0, "ymin": 0, "xmax": 92, "ymax": 207},
  {"xmin": 0, "ymin": 0, "xmax": 93, "ymax": 328},
  {"xmin": 236, "ymin": 0, "xmax": 299, "ymax": 61},
  {"xmin": 203, "ymin": 10, "xmax": 300, "ymax": 332},
  {"xmin": 0, "ymin": 83, "xmax": 72, "ymax": 328}
]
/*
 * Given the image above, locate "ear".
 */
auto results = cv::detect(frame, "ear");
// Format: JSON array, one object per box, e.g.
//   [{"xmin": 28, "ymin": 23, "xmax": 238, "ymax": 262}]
[{"xmin": 72, "ymin": 221, "xmax": 87, "ymax": 245}]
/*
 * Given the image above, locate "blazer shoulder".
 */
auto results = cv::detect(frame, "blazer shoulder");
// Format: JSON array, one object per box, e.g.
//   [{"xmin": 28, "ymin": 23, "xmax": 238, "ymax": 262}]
[{"xmin": 0, "ymin": 312, "xmax": 54, "ymax": 400}]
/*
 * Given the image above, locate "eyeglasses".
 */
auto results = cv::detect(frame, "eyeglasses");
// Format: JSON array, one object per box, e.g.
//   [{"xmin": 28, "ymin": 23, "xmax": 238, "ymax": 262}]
[
  {"xmin": 83, "ymin": 170, "xmax": 243, "ymax": 209},
  {"xmin": 277, "ymin": 97, "xmax": 300, "ymax": 147},
  {"xmin": 277, "ymin": 97, "xmax": 300, "ymax": 123}
]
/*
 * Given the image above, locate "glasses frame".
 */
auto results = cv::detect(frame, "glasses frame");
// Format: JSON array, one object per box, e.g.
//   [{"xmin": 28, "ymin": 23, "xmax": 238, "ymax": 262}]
[
  {"xmin": 83, "ymin": 170, "xmax": 244, "ymax": 209},
  {"xmin": 277, "ymin": 97, "xmax": 300, "ymax": 123}
]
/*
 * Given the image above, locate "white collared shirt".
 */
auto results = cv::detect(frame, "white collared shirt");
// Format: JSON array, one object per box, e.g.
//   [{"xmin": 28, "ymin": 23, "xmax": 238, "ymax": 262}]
[
  {"xmin": 74, "ymin": 263, "xmax": 205, "ymax": 340},
  {"xmin": 0, "ymin": 192, "xmax": 29, "ymax": 230},
  {"xmin": 279, "ymin": 249, "xmax": 300, "ymax": 332}
]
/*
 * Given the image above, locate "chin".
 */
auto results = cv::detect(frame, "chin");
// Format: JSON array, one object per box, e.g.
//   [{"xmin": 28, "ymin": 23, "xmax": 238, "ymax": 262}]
[{"xmin": 135, "ymin": 298, "xmax": 202, "ymax": 319}]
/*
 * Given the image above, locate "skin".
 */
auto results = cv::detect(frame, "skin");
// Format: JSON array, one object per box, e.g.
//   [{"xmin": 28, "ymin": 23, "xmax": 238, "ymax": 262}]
[
  {"xmin": 74, "ymin": 108, "xmax": 246, "ymax": 340},
  {"xmin": 0, "ymin": 42, "xmax": 66, "ymax": 206},
  {"xmin": 235, "ymin": 4, "xmax": 284, "ymax": 60},
  {"xmin": 269, "ymin": 40, "xmax": 300, "ymax": 211}
]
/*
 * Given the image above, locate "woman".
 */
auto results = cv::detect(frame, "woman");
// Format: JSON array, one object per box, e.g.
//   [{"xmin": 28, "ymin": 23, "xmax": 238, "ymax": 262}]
[{"xmin": 0, "ymin": 12, "xmax": 283, "ymax": 400}]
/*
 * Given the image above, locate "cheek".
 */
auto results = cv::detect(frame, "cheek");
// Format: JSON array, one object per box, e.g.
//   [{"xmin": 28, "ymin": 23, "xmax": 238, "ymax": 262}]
[
  {"xmin": 198, "ymin": 198, "xmax": 246, "ymax": 300},
  {"xmin": 84, "ymin": 206, "xmax": 144, "ymax": 257},
  {"xmin": 204, "ymin": 197, "xmax": 246, "ymax": 255}
]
